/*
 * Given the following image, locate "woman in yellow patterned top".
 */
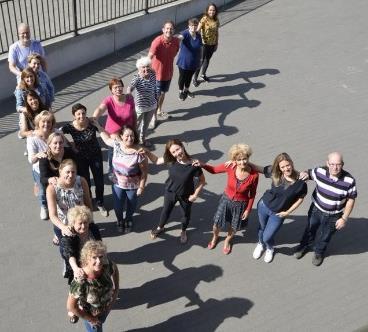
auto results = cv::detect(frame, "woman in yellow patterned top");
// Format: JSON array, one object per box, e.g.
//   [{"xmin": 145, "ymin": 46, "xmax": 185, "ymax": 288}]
[{"xmin": 193, "ymin": 3, "xmax": 220, "ymax": 86}]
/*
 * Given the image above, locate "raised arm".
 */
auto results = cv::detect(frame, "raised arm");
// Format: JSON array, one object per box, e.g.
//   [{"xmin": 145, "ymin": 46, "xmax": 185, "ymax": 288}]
[
  {"xmin": 144, "ymin": 149, "xmax": 165, "ymax": 165},
  {"xmin": 93, "ymin": 103, "xmax": 107, "ymax": 119},
  {"xmin": 91, "ymin": 119, "xmax": 114, "ymax": 147}
]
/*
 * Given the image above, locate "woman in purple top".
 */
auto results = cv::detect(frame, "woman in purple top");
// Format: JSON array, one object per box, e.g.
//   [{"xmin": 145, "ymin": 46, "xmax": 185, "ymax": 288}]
[
  {"xmin": 93, "ymin": 121, "xmax": 147, "ymax": 234},
  {"xmin": 176, "ymin": 18, "xmax": 203, "ymax": 101},
  {"xmin": 93, "ymin": 78, "xmax": 136, "ymax": 175}
]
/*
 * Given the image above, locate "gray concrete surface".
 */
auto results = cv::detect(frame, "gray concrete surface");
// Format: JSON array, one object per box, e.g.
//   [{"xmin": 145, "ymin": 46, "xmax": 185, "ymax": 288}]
[{"xmin": 0, "ymin": 0, "xmax": 367, "ymax": 331}]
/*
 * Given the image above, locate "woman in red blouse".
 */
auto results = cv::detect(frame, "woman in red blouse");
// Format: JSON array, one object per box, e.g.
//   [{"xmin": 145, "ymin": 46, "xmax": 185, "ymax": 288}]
[{"xmin": 197, "ymin": 144, "xmax": 258, "ymax": 254}]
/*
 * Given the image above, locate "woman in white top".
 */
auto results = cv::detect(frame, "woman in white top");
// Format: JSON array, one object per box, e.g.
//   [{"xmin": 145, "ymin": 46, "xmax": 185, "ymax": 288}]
[{"xmin": 26, "ymin": 110, "xmax": 55, "ymax": 220}]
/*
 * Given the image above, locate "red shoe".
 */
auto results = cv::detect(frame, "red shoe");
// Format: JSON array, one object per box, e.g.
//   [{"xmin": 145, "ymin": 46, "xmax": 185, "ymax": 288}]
[{"xmin": 223, "ymin": 244, "xmax": 232, "ymax": 255}]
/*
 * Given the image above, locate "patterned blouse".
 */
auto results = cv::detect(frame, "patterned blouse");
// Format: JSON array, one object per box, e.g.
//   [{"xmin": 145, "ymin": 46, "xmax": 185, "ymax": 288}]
[
  {"xmin": 200, "ymin": 16, "xmax": 220, "ymax": 46},
  {"xmin": 69, "ymin": 260, "xmax": 115, "ymax": 316},
  {"xmin": 54, "ymin": 176, "xmax": 84, "ymax": 225},
  {"xmin": 62, "ymin": 122, "xmax": 101, "ymax": 160},
  {"xmin": 111, "ymin": 139, "xmax": 145, "ymax": 189}
]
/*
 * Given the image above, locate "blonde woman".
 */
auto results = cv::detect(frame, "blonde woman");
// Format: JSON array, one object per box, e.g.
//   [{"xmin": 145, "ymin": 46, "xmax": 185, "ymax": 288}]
[
  {"xmin": 251, "ymin": 153, "xmax": 307, "ymax": 263},
  {"xmin": 196, "ymin": 144, "xmax": 258, "ymax": 254},
  {"xmin": 67, "ymin": 240, "xmax": 119, "ymax": 331}
]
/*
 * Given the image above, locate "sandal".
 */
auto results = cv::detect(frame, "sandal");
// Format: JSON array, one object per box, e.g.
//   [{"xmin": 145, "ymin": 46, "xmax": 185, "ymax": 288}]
[
  {"xmin": 69, "ymin": 315, "xmax": 79, "ymax": 324},
  {"xmin": 223, "ymin": 244, "xmax": 232, "ymax": 255},
  {"xmin": 207, "ymin": 237, "xmax": 218, "ymax": 250},
  {"xmin": 150, "ymin": 227, "xmax": 164, "ymax": 240}
]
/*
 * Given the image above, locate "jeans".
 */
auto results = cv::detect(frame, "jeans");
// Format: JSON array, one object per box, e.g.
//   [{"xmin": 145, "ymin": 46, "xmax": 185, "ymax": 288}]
[
  {"xmin": 257, "ymin": 199, "xmax": 284, "ymax": 249},
  {"xmin": 79, "ymin": 154, "xmax": 105, "ymax": 206},
  {"xmin": 298, "ymin": 204, "xmax": 341, "ymax": 255},
  {"xmin": 112, "ymin": 185, "xmax": 138, "ymax": 222},
  {"xmin": 158, "ymin": 191, "xmax": 192, "ymax": 231},
  {"xmin": 83, "ymin": 311, "xmax": 108, "ymax": 332},
  {"xmin": 32, "ymin": 169, "xmax": 47, "ymax": 208}
]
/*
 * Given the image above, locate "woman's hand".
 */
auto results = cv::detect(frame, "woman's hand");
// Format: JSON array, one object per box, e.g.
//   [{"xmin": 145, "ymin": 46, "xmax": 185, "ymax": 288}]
[
  {"xmin": 224, "ymin": 160, "xmax": 236, "ymax": 168},
  {"xmin": 188, "ymin": 194, "xmax": 197, "ymax": 202},
  {"xmin": 241, "ymin": 210, "xmax": 249, "ymax": 220},
  {"xmin": 73, "ymin": 267, "xmax": 86, "ymax": 281},
  {"xmin": 36, "ymin": 151, "xmax": 47, "ymax": 160},
  {"xmin": 299, "ymin": 171, "xmax": 309, "ymax": 180},
  {"xmin": 62, "ymin": 225, "xmax": 73, "ymax": 237},
  {"xmin": 48, "ymin": 176, "xmax": 58, "ymax": 186},
  {"xmin": 191, "ymin": 159, "xmax": 202, "ymax": 167},
  {"xmin": 88, "ymin": 316, "xmax": 101, "ymax": 326},
  {"xmin": 276, "ymin": 211, "xmax": 289, "ymax": 218},
  {"xmin": 137, "ymin": 147, "xmax": 147, "ymax": 155},
  {"xmin": 137, "ymin": 187, "xmax": 144, "ymax": 196}
]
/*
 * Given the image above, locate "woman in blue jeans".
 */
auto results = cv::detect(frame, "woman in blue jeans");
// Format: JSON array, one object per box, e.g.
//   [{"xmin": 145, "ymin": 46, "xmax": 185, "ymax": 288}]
[
  {"xmin": 252, "ymin": 153, "xmax": 307, "ymax": 263},
  {"xmin": 93, "ymin": 121, "xmax": 147, "ymax": 233}
]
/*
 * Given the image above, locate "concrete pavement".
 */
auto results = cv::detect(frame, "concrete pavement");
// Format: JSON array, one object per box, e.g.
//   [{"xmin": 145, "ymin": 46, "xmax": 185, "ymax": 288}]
[{"xmin": 0, "ymin": 0, "xmax": 367, "ymax": 331}]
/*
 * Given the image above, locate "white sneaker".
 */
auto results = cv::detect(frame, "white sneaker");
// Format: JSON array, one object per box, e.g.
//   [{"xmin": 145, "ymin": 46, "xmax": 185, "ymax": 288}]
[
  {"xmin": 264, "ymin": 248, "xmax": 274, "ymax": 263},
  {"xmin": 40, "ymin": 206, "xmax": 49, "ymax": 220},
  {"xmin": 253, "ymin": 243, "xmax": 264, "ymax": 259}
]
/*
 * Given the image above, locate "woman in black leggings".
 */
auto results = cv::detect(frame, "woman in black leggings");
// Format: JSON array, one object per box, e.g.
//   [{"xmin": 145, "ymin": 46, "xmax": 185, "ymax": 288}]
[
  {"xmin": 193, "ymin": 3, "xmax": 220, "ymax": 86},
  {"xmin": 144, "ymin": 139, "xmax": 206, "ymax": 244}
]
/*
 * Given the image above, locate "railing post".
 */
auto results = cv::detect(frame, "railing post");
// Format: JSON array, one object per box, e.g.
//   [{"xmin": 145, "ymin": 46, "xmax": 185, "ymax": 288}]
[
  {"xmin": 144, "ymin": 0, "xmax": 149, "ymax": 14},
  {"xmin": 72, "ymin": 0, "xmax": 78, "ymax": 36}
]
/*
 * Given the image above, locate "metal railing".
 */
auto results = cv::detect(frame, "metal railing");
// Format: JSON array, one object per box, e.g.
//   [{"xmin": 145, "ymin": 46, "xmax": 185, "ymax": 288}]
[{"xmin": 0, "ymin": 0, "xmax": 179, "ymax": 55}]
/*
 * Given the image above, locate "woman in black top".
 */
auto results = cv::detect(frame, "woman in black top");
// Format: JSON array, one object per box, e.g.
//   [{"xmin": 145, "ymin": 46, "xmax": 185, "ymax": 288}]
[
  {"xmin": 144, "ymin": 139, "xmax": 206, "ymax": 244},
  {"xmin": 62, "ymin": 103, "xmax": 107, "ymax": 217},
  {"xmin": 252, "ymin": 153, "xmax": 307, "ymax": 263}
]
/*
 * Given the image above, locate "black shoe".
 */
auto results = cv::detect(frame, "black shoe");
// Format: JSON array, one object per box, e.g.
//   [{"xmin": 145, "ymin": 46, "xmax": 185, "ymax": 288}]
[
  {"xmin": 294, "ymin": 246, "xmax": 308, "ymax": 259},
  {"xmin": 312, "ymin": 253, "xmax": 324, "ymax": 266},
  {"xmin": 200, "ymin": 74, "xmax": 210, "ymax": 82},
  {"xmin": 117, "ymin": 220, "xmax": 124, "ymax": 233},
  {"xmin": 179, "ymin": 91, "xmax": 186, "ymax": 101},
  {"xmin": 186, "ymin": 90, "xmax": 195, "ymax": 99},
  {"xmin": 125, "ymin": 220, "xmax": 133, "ymax": 233},
  {"xmin": 69, "ymin": 315, "xmax": 79, "ymax": 324},
  {"xmin": 150, "ymin": 227, "xmax": 165, "ymax": 239},
  {"xmin": 192, "ymin": 79, "xmax": 200, "ymax": 87}
]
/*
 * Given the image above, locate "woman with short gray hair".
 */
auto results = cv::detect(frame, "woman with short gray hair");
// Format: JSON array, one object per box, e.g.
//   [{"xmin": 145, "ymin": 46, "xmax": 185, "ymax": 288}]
[{"xmin": 127, "ymin": 56, "xmax": 158, "ymax": 147}]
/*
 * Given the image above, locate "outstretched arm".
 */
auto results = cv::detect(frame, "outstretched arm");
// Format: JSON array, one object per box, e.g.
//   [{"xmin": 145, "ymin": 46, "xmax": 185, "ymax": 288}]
[{"xmin": 189, "ymin": 173, "xmax": 206, "ymax": 202}]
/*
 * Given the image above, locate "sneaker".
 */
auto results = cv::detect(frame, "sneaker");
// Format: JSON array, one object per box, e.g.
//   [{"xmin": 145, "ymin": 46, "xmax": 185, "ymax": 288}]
[
  {"xmin": 157, "ymin": 111, "xmax": 171, "ymax": 119},
  {"xmin": 125, "ymin": 220, "xmax": 133, "ymax": 233},
  {"xmin": 186, "ymin": 90, "xmax": 195, "ymax": 99},
  {"xmin": 192, "ymin": 79, "xmax": 200, "ymax": 87},
  {"xmin": 312, "ymin": 253, "xmax": 324, "ymax": 266},
  {"xmin": 40, "ymin": 206, "xmax": 49, "ymax": 220},
  {"xmin": 180, "ymin": 231, "xmax": 188, "ymax": 244},
  {"xmin": 294, "ymin": 246, "xmax": 308, "ymax": 259},
  {"xmin": 148, "ymin": 114, "xmax": 157, "ymax": 129},
  {"xmin": 97, "ymin": 205, "xmax": 108, "ymax": 217},
  {"xmin": 24, "ymin": 150, "xmax": 28, "ymax": 156},
  {"xmin": 179, "ymin": 91, "xmax": 186, "ymax": 101},
  {"xmin": 117, "ymin": 220, "xmax": 124, "ymax": 233},
  {"xmin": 252, "ymin": 243, "xmax": 265, "ymax": 260},
  {"xmin": 264, "ymin": 248, "xmax": 274, "ymax": 263},
  {"xmin": 200, "ymin": 74, "xmax": 210, "ymax": 82}
]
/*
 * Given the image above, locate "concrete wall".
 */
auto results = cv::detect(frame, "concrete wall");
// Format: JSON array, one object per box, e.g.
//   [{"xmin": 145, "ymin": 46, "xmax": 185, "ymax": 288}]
[{"xmin": 0, "ymin": 0, "xmax": 234, "ymax": 101}]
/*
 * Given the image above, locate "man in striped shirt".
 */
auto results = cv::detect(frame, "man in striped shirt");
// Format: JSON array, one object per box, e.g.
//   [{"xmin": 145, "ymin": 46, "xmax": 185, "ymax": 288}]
[{"xmin": 294, "ymin": 152, "xmax": 357, "ymax": 266}]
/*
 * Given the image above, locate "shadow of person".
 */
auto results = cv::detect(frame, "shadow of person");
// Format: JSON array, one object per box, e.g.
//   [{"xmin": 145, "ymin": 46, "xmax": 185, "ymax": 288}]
[
  {"xmin": 168, "ymin": 98, "xmax": 260, "ymax": 128},
  {"xmin": 194, "ymin": 82, "xmax": 265, "ymax": 100},
  {"xmin": 126, "ymin": 297, "xmax": 254, "ymax": 332},
  {"xmin": 114, "ymin": 264, "xmax": 223, "ymax": 310},
  {"xmin": 209, "ymin": 68, "xmax": 280, "ymax": 84},
  {"xmin": 151, "ymin": 125, "xmax": 238, "ymax": 153}
]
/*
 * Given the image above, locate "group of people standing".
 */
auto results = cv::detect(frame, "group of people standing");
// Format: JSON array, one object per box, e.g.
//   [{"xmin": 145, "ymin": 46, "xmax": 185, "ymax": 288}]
[{"xmin": 8, "ymin": 3, "xmax": 358, "ymax": 331}]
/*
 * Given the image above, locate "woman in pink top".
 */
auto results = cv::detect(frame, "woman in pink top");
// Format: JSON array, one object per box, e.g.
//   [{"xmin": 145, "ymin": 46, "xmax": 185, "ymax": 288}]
[{"xmin": 93, "ymin": 78, "xmax": 136, "ymax": 175}]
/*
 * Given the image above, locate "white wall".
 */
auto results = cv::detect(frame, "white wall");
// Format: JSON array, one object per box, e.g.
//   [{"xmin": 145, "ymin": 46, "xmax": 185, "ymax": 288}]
[{"xmin": 0, "ymin": 0, "xmax": 233, "ymax": 101}]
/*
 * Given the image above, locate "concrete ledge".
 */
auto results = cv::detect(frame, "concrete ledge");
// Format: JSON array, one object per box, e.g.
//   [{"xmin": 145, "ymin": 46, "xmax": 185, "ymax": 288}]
[{"xmin": 0, "ymin": 0, "xmax": 234, "ymax": 101}]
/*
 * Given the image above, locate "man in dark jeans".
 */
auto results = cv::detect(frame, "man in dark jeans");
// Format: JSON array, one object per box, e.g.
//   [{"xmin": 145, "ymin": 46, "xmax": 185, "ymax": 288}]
[{"xmin": 295, "ymin": 152, "xmax": 357, "ymax": 266}]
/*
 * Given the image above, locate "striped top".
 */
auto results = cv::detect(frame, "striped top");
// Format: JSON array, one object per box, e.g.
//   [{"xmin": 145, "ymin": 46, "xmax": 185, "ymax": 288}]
[
  {"xmin": 129, "ymin": 70, "xmax": 158, "ymax": 111},
  {"xmin": 308, "ymin": 166, "xmax": 357, "ymax": 214}
]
